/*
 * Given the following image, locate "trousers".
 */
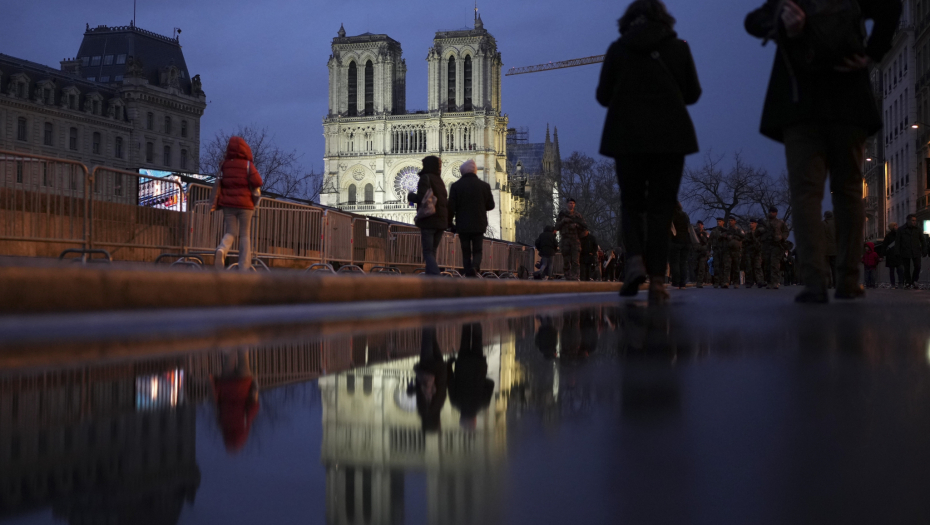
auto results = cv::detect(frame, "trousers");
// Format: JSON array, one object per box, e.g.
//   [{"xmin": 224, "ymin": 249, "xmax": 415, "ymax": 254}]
[
  {"xmin": 458, "ymin": 233, "xmax": 484, "ymax": 276},
  {"xmin": 215, "ymin": 207, "xmax": 255, "ymax": 271},
  {"xmin": 420, "ymin": 228, "xmax": 444, "ymax": 275}
]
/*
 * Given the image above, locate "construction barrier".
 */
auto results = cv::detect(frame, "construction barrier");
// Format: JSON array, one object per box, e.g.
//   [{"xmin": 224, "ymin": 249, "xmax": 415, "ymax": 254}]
[
  {"xmin": 0, "ymin": 150, "xmax": 90, "ymax": 253},
  {"xmin": 551, "ymin": 254, "xmax": 565, "ymax": 278},
  {"xmin": 388, "ymin": 224, "xmax": 423, "ymax": 271},
  {"xmin": 352, "ymin": 217, "xmax": 391, "ymax": 269},
  {"xmin": 322, "ymin": 210, "xmax": 353, "ymax": 265},
  {"xmin": 253, "ymin": 198, "xmax": 324, "ymax": 264}
]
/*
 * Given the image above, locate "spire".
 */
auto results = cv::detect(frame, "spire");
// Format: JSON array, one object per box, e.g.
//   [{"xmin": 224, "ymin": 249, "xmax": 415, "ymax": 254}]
[
  {"xmin": 553, "ymin": 126, "xmax": 561, "ymax": 159},
  {"xmin": 545, "ymin": 124, "xmax": 551, "ymax": 143},
  {"xmin": 337, "ymin": 23, "xmax": 346, "ymax": 38}
]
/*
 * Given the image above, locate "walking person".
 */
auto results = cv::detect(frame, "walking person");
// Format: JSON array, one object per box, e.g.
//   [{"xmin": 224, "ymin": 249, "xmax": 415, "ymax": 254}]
[
  {"xmin": 668, "ymin": 202, "xmax": 692, "ymax": 289},
  {"xmin": 555, "ymin": 199, "xmax": 587, "ymax": 281},
  {"xmin": 743, "ymin": 218, "xmax": 766, "ymax": 288},
  {"xmin": 727, "ymin": 216, "xmax": 745, "ymax": 288},
  {"xmin": 407, "ymin": 155, "xmax": 449, "ymax": 276},
  {"xmin": 745, "ymin": 0, "xmax": 901, "ymax": 302},
  {"xmin": 709, "ymin": 218, "xmax": 730, "ymax": 288},
  {"xmin": 534, "ymin": 226, "xmax": 558, "ymax": 279},
  {"xmin": 597, "ymin": 0, "xmax": 701, "ymax": 303},
  {"xmin": 862, "ymin": 242, "xmax": 880, "ymax": 288},
  {"xmin": 448, "ymin": 159, "xmax": 495, "ymax": 277},
  {"xmin": 881, "ymin": 222, "xmax": 903, "ymax": 288},
  {"xmin": 693, "ymin": 220, "xmax": 710, "ymax": 288},
  {"xmin": 761, "ymin": 206, "xmax": 789, "ymax": 289},
  {"xmin": 213, "ymin": 136, "xmax": 263, "ymax": 271},
  {"xmin": 823, "ymin": 211, "xmax": 837, "ymax": 288},
  {"xmin": 896, "ymin": 214, "xmax": 926, "ymax": 289},
  {"xmin": 580, "ymin": 230, "xmax": 599, "ymax": 281}
]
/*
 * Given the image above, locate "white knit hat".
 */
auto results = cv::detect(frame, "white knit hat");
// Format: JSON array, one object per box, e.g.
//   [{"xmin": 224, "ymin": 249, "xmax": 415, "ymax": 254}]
[{"xmin": 460, "ymin": 159, "xmax": 476, "ymax": 175}]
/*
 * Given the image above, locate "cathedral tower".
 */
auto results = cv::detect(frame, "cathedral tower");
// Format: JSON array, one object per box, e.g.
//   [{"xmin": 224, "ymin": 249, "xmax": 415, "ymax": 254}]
[
  {"xmin": 427, "ymin": 14, "xmax": 502, "ymax": 114},
  {"xmin": 328, "ymin": 25, "xmax": 406, "ymax": 117}
]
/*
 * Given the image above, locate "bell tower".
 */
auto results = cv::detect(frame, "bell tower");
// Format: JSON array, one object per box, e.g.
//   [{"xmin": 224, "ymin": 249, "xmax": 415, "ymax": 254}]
[
  {"xmin": 328, "ymin": 25, "xmax": 406, "ymax": 117},
  {"xmin": 427, "ymin": 14, "xmax": 502, "ymax": 114}
]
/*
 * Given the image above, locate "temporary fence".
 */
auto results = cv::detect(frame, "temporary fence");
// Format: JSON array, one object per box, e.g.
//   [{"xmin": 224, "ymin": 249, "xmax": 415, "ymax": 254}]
[
  {"xmin": 388, "ymin": 224, "xmax": 423, "ymax": 271},
  {"xmin": 0, "ymin": 150, "xmax": 90, "ymax": 252},
  {"xmin": 351, "ymin": 217, "xmax": 391, "ymax": 269},
  {"xmin": 484, "ymin": 241, "xmax": 512, "ymax": 272},
  {"xmin": 252, "ymin": 198, "xmax": 324, "ymax": 264},
  {"xmin": 322, "ymin": 210, "xmax": 353, "ymax": 264},
  {"xmin": 89, "ymin": 166, "xmax": 186, "ymax": 254},
  {"xmin": 551, "ymin": 254, "xmax": 565, "ymax": 277}
]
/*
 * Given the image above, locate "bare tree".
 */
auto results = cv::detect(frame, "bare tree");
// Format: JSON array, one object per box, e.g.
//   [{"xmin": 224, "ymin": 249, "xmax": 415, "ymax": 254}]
[
  {"xmin": 680, "ymin": 152, "xmax": 774, "ymax": 226},
  {"xmin": 200, "ymin": 125, "xmax": 323, "ymax": 202}
]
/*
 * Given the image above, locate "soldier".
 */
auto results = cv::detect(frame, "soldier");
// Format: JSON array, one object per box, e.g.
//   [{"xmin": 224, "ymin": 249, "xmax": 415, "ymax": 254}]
[
  {"xmin": 760, "ymin": 206, "xmax": 789, "ymax": 289},
  {"xmin": 742, "ymin": 218, "xmax": 766, "ymax": 288},
  {"xmin": 555, "ymin": 198, "xmax": 587, "ymax": 281},
  {"xmin": 708, "ymin": 217, "xmax": 729, "ymax": 288},
  {"xmin": 693, "ymin": 220, "xmax": 710, "ymax": 288},
  {"xmin": 727, "ymin": 216, "xmax": 744, "ymax": 288}
]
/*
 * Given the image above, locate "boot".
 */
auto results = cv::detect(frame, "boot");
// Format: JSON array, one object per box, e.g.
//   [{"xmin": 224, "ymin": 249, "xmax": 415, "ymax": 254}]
[{"xmin": 620, "ymin": 255, "xmax": 646, "ymax": 296}]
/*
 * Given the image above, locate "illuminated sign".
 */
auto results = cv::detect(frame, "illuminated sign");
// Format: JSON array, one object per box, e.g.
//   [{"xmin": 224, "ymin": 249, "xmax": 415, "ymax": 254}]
[
  {"xmin": 135, "ymin": 369, "xmax": 185, "ymax": 410},
  {"xmin": 138, "ymin": 169, "xmax": 212, "ymax": 211}
]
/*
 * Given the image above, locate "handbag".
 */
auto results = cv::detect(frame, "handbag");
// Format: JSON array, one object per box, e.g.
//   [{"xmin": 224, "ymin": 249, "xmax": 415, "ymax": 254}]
[{"xmin": 415, "ymin": 187, "xmax": 437, "ymax": 221}]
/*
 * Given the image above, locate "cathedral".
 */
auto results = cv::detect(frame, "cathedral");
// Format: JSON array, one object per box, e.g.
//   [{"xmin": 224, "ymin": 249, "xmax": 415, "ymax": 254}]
[{"xmin": 320, "ymin": 15, "xmax": 518, "ymax": 241}]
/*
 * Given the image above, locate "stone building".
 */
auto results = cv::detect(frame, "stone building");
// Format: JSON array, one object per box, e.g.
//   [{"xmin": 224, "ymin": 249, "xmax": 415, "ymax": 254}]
[
  {"xmin": 320, "ymin": 15, "xmax": 518, "ymax": 241},
  {"xmin": 0, "ymin": 23, "xmax": 206, "ymax": 195}
]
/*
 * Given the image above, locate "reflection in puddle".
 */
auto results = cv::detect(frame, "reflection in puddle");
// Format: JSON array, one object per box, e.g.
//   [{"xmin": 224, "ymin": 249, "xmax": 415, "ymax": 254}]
[{"xmin": 3, "ymin": 301, "xmax": 930, "ymax": 524}]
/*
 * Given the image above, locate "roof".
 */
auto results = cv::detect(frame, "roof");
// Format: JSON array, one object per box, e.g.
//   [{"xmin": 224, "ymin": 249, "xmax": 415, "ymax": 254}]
[
  {"xmin": 0, "ymin": 53, "xmax": 120, "ymax": 107},
  {"xmin": 76, "ymin": 24, "xmax": 193, "ymax": 94},
  {"xmin": 507, "ymin": 142, "xmax": 547, "ymax": 177}
]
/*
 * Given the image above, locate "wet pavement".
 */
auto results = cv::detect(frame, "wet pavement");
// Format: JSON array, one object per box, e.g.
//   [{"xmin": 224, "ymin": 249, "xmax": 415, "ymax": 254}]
[{"xmin": 2, "ymin": 288, "xmax": 930, "ymax": 524}]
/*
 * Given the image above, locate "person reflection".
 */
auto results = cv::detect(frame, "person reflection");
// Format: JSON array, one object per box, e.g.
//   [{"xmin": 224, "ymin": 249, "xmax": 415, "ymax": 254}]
[
  {"xmin": 448, "ymin": 323, "xmax": 495, "ymax": 430},
  {"xmin": 212, "ymin": 348, "xmax": 260, "ymax": 453},
  {"xmin": 618, "ymin": 307, "xmax": 681, "ymax": 417},
  {"xmin": 535, "ymin": 315, "xmax": 559, "ymax": 360},
  {"xmin": 410, "ymin": 326, "xmax": 449, "ymax": 433}
]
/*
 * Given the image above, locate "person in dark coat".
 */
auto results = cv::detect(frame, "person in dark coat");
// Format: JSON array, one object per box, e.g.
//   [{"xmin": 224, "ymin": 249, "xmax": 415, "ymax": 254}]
[
  {"xmin": 448, "ymin": 159, "xmax": 495, "ymax": 277},
  {"xmin": 408, "ymin": 156, "xmax": 450, "ymax": 275},
  {"xmin": 823, "ymin": 211, "xmax": 837, "ymax": 288},
  {"xmin": 597, "ymin": 0, "xmax": 701, "ymax": 305},
  {"xmin": 534, "ymin": 225, "xmax": 559, "ymax": 279},
  {"xmin": 896, "ymin": 214, "xmax": 927, "ymax": 289},
  {"xmin": 580, "ymin": 230, "xmax": 599, "ymax": 281},
  {"xmin": 880, "ymin": 223, "xmax": 903, "ymax": 288},
  {"xmin": 448, "ymin": 323, "xmax": 495, "ymax": 430},
  {"xmin": 745, "ymin": 0, "xmax": 901, "ymax": 303},
  {"xmin": 412, "ymin": 326, "xmax": 449, "ymax": 433},
  {"xmin": 668, "ymin": 202, "xmax": 692, "ymax": 289}
]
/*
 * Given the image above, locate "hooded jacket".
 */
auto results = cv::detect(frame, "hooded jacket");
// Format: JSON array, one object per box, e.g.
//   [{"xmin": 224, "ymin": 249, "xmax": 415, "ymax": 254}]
[
  {"xmin": 217, "ymin": 137, "xmax": 263, "ymax": 210},
  {"xmin": 862, "ymin": 242, "xmax": 880, "ymax": 268},
  {"xmin": 744, "ymin": 0, "xmax": 901, "ymax": 142},
  {"xmin": 596, "ymin": 18, "xmax": 701, "ymax": 157}
]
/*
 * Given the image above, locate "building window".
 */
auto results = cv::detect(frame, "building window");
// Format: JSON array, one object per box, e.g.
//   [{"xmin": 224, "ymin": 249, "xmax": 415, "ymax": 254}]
[
  {"xmin": 115, "ymin": 136, "xmax": 123, "ymax": 158},
  {"xmin": 69, "ymin": 127, "xmax": 78, "ymax": 150},
  {"xmin": 364, "ymin": 183, "xmax": 373, "ymax": 203},
  {"xmin": 163, "ymin": 146, "xmax": 171, "ymax": 166},
  {"xmin": 114, "ymin": 75, "xmax": 123, "ymax": 82},
  {"xmin": 464, "ymin": 55, "xmax": 473, "ymax": 111},
  {"xmin": 68, "ymin": 94, "xmax": 76, "ymax": 109},
  {"xmin": 92, "ymin": 132, "xmax": 101, "ymax": 154},
  {"xmin": 348, "ymin": 184, "xmax": 357, "ymax": 204},
  {"xmin": 164, "ymin": 116, "xmax": 172, "ymax": 134},
  {"xmin": 16, "ymin": 82, "xmax": 25, "ymax": 98},
  {"xmin": 448, "ymin": 55, "xmax": 456, "ymax": 112},
  {"xmin": 146, "ymin": 112, "xmax": 154, "ymax": 130},
  {"xmin": 44, "ymin": 122, "xmax": 53, "ymax": 146},
  {"xmin": 91, "ymin": 56, "xmax": 101, "ymax": 66},
  {"xmin": 347, "ymin": 62, "xmax": 358, "ymax": 117},
  {"xmin": 92, "ymin": 100, "xmax": 100, "ymax": 115},
  {"xmin": 364, "ymin": 60, "xmax": 374, "ymax": 116},
  {"xmin": 43, "ymin": 88, "xmax": 52, "ymax": 104},
  {"xmin": 86, "ymin": 77, "xmax": 95, "ymax": 82},
  {"xmin": 104, "ymin": 55, "xmax": 114, "ymax": 65},
  {"xmin": 81, "ymin": 57, "xmax": 89, "ymax": 67},
  {"xmin": 146, "ymin": 142, "xmax": 154, "ymax": 162},
  {"xmin": 17, "ymin": 118, "xmax": 27, "ymax": 141},
  {"xmin": 99, "ymin": 76, "xmax": 109, "ymax": 83},
  {"xmin": 116, "ymin": 54, "xmax": 126, "ymax": 65},
  {"xmin": 180, "ymin": 149, "xmax": 188, "ymax": 170},
  {"xmin": 181, "ymin": 120, "xmax": 188, "ymax": 138}
]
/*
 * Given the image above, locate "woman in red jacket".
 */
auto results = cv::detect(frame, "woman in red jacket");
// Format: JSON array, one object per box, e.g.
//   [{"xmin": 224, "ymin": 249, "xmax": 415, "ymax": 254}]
[{"xmin": 214, "ymin": 136, "xmax": 263, "ymax": 270}]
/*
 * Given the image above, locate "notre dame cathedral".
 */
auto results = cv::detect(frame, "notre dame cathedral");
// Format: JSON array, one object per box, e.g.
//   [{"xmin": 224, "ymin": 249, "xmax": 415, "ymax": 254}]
[{"xmin": 320, "ymin": 14, "xmax": 520, "ymax": 241}]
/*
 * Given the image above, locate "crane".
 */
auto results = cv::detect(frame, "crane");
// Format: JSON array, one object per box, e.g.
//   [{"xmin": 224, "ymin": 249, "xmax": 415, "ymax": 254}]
[{"xmin": 505, "ymin": 55, "xmax": 605, "ymax": 76}]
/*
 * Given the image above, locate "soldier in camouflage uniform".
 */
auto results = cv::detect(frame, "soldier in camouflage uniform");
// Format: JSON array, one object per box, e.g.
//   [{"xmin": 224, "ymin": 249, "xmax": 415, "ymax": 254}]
[
  {"xmin": 555, "ymin": 198, "xmax": 587, "ymax": 281},
  {"xmin": 693, "ymin": 221, "xmax": 710, "ymax": 288},
  {"xmin": 727, "ymin": 216, "xmax": 744, "ymax": 288},
  {"xmin": 709, "ymin": 217, "xmax": 730, "ymax": 288},
  {"xmin": 742, "ymin": 218, "xmax": 766, "ymax": 288},
  {"xmin": 761, "ymin": 206, "xmax": 789, "ymax": 289}
]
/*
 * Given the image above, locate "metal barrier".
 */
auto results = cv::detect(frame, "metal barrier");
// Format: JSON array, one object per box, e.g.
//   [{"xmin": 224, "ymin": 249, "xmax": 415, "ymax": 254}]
[
  {"xmin": 322, "ymin": 209, "xmax": 353, "ymax": 264},
  {"xmin": 90, "ymin": 166, "xmax": 185, "ymax": 254},
  {"xmin": 0, "ymin": 150, "xmax": 90, "ymax": 252},
  {"xmin": 253, "ymin": 198, "xmax": 324, "ymax": 264},
  {"xmin": 388, "ymin": 224, "xmax": 423, "ymax": 271},
  {"xmin": 551, "ymin": 254, "xmax": 565, "ymax": 278},
  {"xmin": 437, "ymin": 231, "xmax": 462, "ymax": 270},
  {"xmin": 485, "ymin": 241, "xmax": 511, "ymax": 273},
  {"xmin": 351, "ymin": 217, "xmax": 390, "ymax": 269}
]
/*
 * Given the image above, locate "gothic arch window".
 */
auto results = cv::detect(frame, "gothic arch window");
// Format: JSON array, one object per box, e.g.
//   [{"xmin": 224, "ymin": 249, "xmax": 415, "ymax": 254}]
[
  {"xmin": 464, "ymin": 55, "xmax": 473, "ymax": 111},
  {"xmin": 364, "ymin": 60, "xmax": 374, "ymax": 116},
  {"xmin": 447, "ymin": 55, "xmax": 456, "ymax": 112},
  {"xmin": 348, "ymin": 184, "xmax": 357, "ymax": 204},
  {"xmin": 364, "ymin": 183, "xmax": 373, "ymax": 203},
  {"xmin": 347, "ymin": 62, "xmax": 358, "ymax": 116}
]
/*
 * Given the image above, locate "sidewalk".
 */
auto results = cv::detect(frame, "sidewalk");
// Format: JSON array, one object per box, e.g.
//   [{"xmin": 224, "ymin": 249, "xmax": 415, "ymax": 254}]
[{"xmin": 0, "ymin": 258, "xmax": 621, "ymax": 314}]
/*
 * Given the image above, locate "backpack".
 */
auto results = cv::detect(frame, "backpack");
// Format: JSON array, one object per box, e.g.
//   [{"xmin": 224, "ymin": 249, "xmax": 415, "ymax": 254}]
[{"xmin": 790, "ymin": 0, "xmax": 867, "ymax": 72}]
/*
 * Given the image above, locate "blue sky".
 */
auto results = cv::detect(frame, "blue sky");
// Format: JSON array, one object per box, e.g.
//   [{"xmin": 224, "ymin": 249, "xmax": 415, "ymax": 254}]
[{"xmin": 2, "ymin": 0, "xmax": 787, "ymax": 178}]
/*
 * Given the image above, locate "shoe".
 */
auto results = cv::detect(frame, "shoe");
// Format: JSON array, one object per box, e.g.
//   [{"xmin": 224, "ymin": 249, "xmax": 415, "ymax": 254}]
[
  {"xmin": 758, "ymin": 283, "xmax": 767, "ymax": 289},
  {"xmin": 214, "ymin": 249, "xmax": 226, "ymax": 270},
  {"xmin": 795, "ymin": 287, "xmax": 828, "ymax": 304},
  {"xmin": 721, "ymin": 284, "xmax": 729, "ymax": 289},
  {"xmin": 713, "ymin": 284, "xmax": 719, "ymax": 289},
  {"xmin": 648, "ymin": 279, "xmax": 670, "ymax": 306},
  {"xmin": 620, "ymin": 255, "xmax": 646, "ymax": 297},
  {"xmin": 835, "ymin": 285, "xmax": 865, "ymax": 300}
]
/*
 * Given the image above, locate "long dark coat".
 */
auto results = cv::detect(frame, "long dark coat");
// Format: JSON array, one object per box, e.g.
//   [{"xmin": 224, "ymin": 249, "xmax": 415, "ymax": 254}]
[
  {"xmin": 896, "ymin": 224, "xmax": 927, "ymax": 259},
  {"xmin": 880, "ymin": 229, "xmax": 900, "ymax": 267},
  {"xmin": 596, "ymin": 19, "xmax": 701, "ymax": 157},
  {"xmin": 744, "ymin": 0, "xmax": 901, "ymax": 142},
  {"xmin": 410, "ymin": 171, "xmax": 449, "ymax": 231},
  {"xmin": 448, "ymin": 172, "xmax": 495, "ymax": 234}
]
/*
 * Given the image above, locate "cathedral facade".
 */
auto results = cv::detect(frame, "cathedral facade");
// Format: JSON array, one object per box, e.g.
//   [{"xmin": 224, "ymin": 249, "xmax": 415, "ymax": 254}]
[{"xmin": 320, "ymin": 16, "xmax": 517, "ymax": 241}]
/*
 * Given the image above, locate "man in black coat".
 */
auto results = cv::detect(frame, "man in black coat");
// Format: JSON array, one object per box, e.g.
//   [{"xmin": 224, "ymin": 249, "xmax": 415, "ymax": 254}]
[
  {"xmin": 448, "ymin": 159, "xmax": 495, "ymax": 277},
  {"xmin": 896, "ymin": 214, "xmax": 927, "ymax": 288},
  {"xmin": 448, "ymin": 323, "xmax": 494, "ymax": 430},
  {"xmin": 534, "ymin": 225, "xmax": 558, "ymax": 279},
  {"xmin": 745, "ymin": 0, "xmax": 901, "ymax": 302}
]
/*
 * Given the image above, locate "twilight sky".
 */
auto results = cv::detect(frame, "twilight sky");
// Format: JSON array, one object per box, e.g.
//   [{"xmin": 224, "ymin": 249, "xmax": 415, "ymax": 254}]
[{"xmin": 2, "ymin": 0, "xmax": 787, "ymax": 181}]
